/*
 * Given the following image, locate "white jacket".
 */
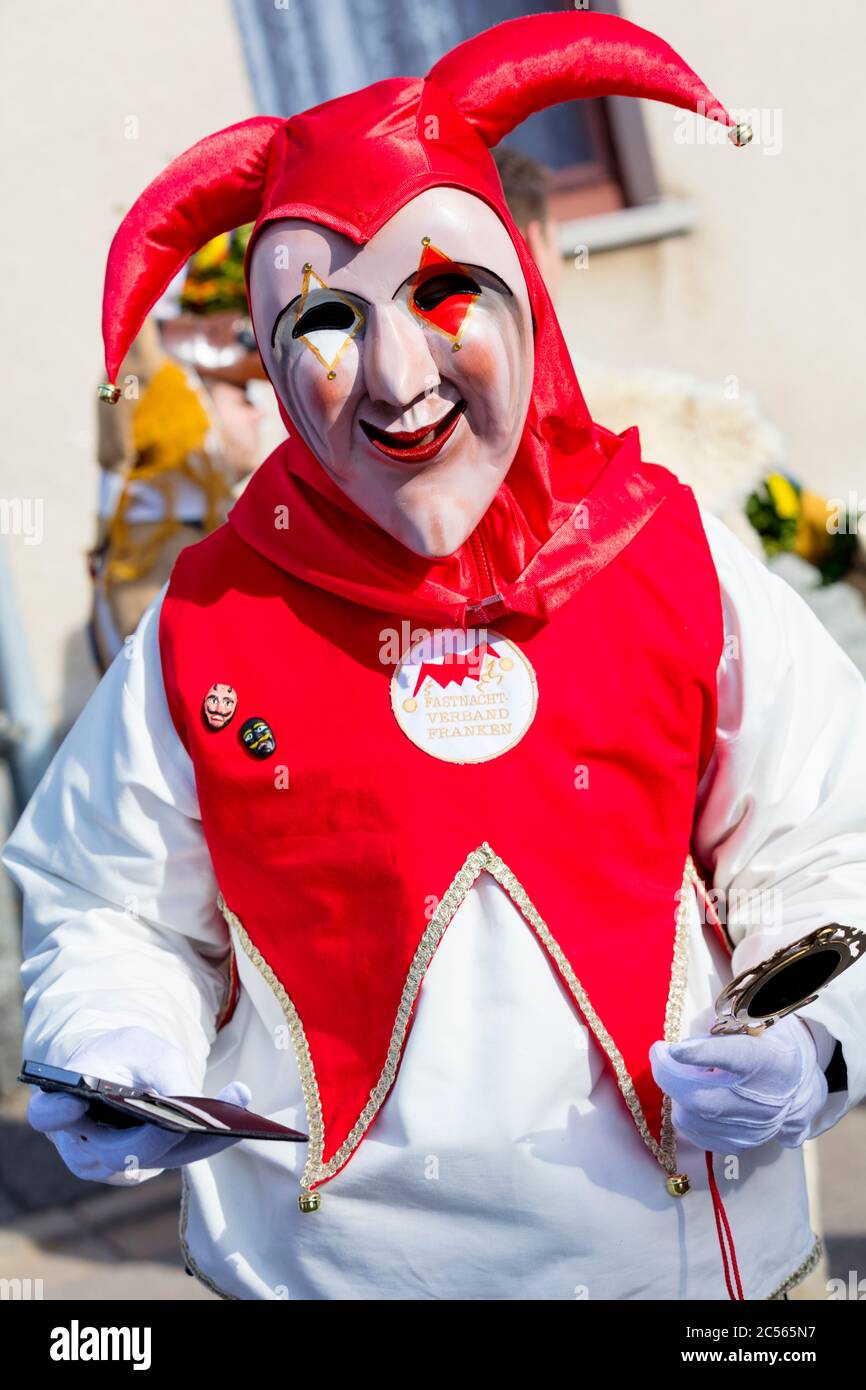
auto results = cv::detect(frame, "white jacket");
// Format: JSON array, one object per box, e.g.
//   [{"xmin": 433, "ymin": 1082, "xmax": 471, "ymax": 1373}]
[{"xmin": 5, "ymin": 510, "xmax": 866, "ymax": 1300}]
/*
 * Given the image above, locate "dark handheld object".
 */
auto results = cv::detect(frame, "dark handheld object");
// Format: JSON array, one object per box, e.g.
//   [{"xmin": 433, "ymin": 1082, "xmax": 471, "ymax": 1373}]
[
  {"xmin": 712, "ymin": 924, "xmax": 864, "ymax": 1036},
  {"xmin": 18, "ymin": 1060, "xmax": 307, "ymax": 1142}
]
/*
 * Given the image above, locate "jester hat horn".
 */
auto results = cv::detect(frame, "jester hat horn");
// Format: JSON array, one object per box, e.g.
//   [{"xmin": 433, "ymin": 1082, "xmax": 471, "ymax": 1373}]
[{"xmin": 99, "ymin": 10, "xmax": 750, "ymax": 399}]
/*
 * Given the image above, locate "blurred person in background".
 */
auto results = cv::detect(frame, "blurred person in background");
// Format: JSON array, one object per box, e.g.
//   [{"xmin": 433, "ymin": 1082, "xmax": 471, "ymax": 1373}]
[{"xmin": 89, "ymin": 227, "xmax": 265, "ymax": 670}]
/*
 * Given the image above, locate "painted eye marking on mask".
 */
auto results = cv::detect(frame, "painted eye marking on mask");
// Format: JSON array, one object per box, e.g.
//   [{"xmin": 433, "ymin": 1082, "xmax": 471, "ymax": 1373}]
[
  {"xmin": 293, "ymin": 301, "xmax": 357, "ymax": 337},
  {"xmin": 273, "ymin": 262, "xmax": 365, "ymax": 378},
  {"xmin": 409, "ymin": 239, "xmax": 481, "ymax": 351}
]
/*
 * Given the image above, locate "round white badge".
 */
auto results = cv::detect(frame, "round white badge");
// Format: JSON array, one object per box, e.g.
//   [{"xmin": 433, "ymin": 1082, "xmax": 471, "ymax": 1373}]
[{"xmin": 390, "ymin": 628, "xmax": 537, "ymax": 764}]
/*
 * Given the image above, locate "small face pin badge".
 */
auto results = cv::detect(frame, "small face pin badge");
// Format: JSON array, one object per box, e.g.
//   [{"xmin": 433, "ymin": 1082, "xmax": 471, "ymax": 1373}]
[
  {"xmin": 203, "ymin": 683, "xmax": 238, "ymax": 731},
  {"xmin": 240, "ymin": 716, "xmax": 276, "ymax": 760}
]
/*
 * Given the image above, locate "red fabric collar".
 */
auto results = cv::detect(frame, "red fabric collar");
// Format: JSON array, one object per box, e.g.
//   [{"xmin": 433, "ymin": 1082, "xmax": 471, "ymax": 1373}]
[{"xmin": 229, "ymin": 422, "xmax": 670, "ymax": 626}]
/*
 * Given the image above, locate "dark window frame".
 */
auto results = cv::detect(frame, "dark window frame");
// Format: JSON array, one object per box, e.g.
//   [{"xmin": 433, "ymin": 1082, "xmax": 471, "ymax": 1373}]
[
  {"xmin": 539, "ymin": 0, "xmax": 661, "ymax": 224},
  {"xmin": 232, "ymin": 0, "xmax": 662, "ymax": 225}
]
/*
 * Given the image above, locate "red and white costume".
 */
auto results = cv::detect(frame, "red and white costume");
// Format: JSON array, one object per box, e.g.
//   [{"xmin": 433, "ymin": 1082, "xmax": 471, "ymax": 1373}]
[{"xmin": 5, "ymin": 13, "xmax": 866, "ymax": 1300}]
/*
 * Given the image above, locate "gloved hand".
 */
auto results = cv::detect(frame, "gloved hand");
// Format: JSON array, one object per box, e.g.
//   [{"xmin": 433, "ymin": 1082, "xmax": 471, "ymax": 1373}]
[
  {"xmin": 649, "ymin": 1014, "xmax": 829, "ymax": 1152},
  {"xmin": 27, "ymin": 1026, "xmax": 251, "ymax": 1184}
]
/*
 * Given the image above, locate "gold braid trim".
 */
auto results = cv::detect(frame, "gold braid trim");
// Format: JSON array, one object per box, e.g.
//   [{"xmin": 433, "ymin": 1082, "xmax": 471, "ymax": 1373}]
[
  {"xmin": 218, "ymin": 893, "xmax": 324, "ymax": 1196},
  {"xmin": 218, "ymin": 844, "xmax": 695, "ymax": 1193},
  {"xmin": 484, "ymin": 846, "xmax": 693, "ymax": 1177},
  {"xmin": 178, "ymin": 1169, "xmax": 238, "ymax": 1301},
  {"xmin": 765, "ymin": 1238, "xmax": 823, "ymax": 1300},
  {"xmin": 659, "ymin": 858, "xmax": 699, "ymax": 1164}
]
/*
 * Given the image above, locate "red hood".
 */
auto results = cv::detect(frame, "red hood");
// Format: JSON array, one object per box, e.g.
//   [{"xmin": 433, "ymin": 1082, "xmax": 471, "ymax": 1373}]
[
  {"xmin": 225, "ymin": 18, "xmax": 712, "ymax": 621},
  {"xmin": 228, "ymin": 417, "xmax": 669, "ymax": 628},
  {"xmin": 229, "ymin": 173, "xmax": 670, "ymax": 626},
  {"xmin": 99, "ymin": 11, "xmax": 743, "ymax": 613}
]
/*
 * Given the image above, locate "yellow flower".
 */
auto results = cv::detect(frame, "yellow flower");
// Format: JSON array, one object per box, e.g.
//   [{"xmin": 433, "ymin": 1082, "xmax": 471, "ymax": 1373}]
[
  {"xmin": 191, "ymin": 232, "xmax": 231, "ymax": 271},
  {"xmin": 794, "ymin": 490, "xmax": 836, "ymax": 565},
  {"xmin": 765, "ymin": 472, "xmax": 800, "ymax": 521}
]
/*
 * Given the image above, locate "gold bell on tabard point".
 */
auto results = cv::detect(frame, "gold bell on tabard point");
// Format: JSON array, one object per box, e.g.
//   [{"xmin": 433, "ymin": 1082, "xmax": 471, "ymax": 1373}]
[
  {"xmin": 666, "ymin": 1173, "xmax": 691, "ymax": 1197},
  {"xmin": 728, "ymin": 122, "xmax": 753, "ymax": 148},
  {"xmin": 98, "ymin": 382, "xmax": 121, "ymax": 404},
  {"xmin": 298, "ymin": 1189, "xmax": 321, "ymax": 1214}
]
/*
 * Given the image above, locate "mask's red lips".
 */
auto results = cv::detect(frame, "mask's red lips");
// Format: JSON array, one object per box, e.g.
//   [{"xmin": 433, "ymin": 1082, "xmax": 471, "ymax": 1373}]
[{"xmin": 359, "ymin": 399, "xmax": 466, "ymax": 463}]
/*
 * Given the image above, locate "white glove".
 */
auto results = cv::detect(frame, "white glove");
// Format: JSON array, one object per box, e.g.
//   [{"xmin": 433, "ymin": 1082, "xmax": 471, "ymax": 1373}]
[
  {"xmin": 649, "ymin": 1014, "xmax": 829, "ymax": 1152},
  {"xmin": 27, "ymin": 1026, "xmax": 251, "ymax": 1184}
]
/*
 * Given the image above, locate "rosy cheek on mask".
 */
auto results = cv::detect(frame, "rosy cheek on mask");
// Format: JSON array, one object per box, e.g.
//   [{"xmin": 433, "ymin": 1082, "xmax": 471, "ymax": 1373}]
[
  {"xmin": 287, "ymin": 345, "xmax": 360, "ymax": 445},
  {"xmin": 454, "ymin": 338, "xmax": 501, "ymax": 396},
  {"xmin": 447, "ymin": 332, "xmax": 517, "ymax": 442}
]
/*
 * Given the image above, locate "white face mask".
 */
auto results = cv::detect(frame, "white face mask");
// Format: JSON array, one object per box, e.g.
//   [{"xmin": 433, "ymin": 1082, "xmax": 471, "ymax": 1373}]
[{"xmin": 250, "ymin": 187, "xmax": 534, "ymax": 558}]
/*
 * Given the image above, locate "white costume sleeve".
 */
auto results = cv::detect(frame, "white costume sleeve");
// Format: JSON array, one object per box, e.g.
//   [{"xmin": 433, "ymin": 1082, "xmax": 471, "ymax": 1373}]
[
  {"xmin": 694, "ymin": 509, "xmax": 866, "ymax": 1135},
  {"xmin": 2, "ymin": 594, "xmax": 229, "ymax": 1085}
]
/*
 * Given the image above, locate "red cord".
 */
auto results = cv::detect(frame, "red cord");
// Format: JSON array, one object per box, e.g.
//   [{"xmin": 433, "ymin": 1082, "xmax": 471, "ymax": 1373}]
[{"xmin": 705, "ymin": 1150, "xmax": 745, "ymax": 1300}]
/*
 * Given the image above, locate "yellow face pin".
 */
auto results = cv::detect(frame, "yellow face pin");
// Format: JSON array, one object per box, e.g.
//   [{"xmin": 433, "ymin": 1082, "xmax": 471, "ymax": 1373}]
[{"xmin": 240, "ymin": 716, "xmax": 276, "ymax": 760}]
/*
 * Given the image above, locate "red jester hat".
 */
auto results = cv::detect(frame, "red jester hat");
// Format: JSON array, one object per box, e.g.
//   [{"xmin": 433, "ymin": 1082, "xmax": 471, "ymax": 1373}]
[{"xmin": 99, "ymin": 11, "xmax": 750, "ymax": 625}]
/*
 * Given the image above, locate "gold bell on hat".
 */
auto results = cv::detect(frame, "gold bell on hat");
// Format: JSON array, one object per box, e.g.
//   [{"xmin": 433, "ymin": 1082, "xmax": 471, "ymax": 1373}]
[
  {"xmin": 98, "ymin": 382, "xmax": 121, "ymax": 404},
  {"xmin": 666, "ymin": 1172, "xmax": 691, "ymax": 1197},
  {"xmin": 298, "ymin": 1189, "xmax": 321, "ymax": 1214}
]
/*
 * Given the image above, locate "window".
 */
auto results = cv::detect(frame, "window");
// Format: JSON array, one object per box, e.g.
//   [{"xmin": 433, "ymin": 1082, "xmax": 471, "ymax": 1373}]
[{"xmin": 233, "ymin": 0, "xmax": 666, "ymax": 236}]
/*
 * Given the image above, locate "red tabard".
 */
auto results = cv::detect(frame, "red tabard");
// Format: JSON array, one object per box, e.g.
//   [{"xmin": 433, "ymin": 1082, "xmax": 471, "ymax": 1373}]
[{"xmin": 159, "ymin": 461, "xmax": 723, "ymax": 1193}]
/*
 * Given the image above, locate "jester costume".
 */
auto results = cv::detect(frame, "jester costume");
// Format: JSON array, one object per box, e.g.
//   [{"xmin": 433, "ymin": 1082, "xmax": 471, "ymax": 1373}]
[{"xmin": 6, "ymin": 13, "xmax": 866, "ymax": 1301}]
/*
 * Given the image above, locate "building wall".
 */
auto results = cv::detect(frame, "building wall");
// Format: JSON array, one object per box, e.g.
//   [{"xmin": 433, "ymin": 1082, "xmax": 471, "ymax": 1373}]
[
  {"xmin": 561, "ymin": 0, "xmax": 865, "ymax": 507},
  {"xmin": 1, "ymin": 0, "xmax": 254, "ymax": 728},
  {"xmin": 1, "ymin": 0, "xmax": 863, "ymax": 727}
]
